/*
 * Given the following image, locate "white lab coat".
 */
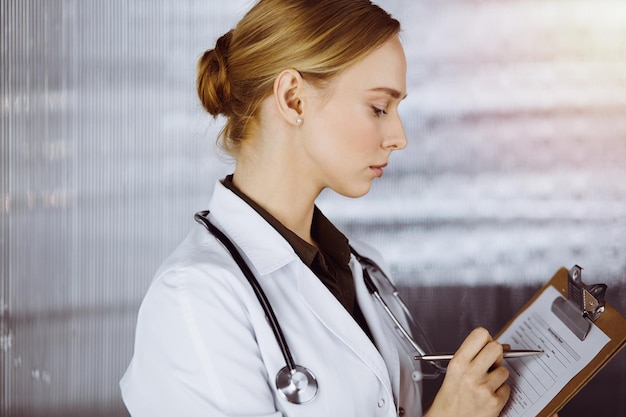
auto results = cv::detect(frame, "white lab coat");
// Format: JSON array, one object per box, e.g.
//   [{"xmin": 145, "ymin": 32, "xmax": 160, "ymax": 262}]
[{"xmin": 120, "ymin": 180, "xmax": 423, "ymax": 417}]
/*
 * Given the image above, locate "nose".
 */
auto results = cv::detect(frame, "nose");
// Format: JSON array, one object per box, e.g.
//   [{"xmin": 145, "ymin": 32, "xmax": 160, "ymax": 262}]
[{"xmin": 382, "ymin": 113, "xmax": 407, "ymax": 151}]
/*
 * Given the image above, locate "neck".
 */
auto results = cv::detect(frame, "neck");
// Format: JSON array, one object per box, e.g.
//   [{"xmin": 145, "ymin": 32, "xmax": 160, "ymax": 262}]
[{"xmin": 232, "ymin": 149, "xmax": 321, "ymax": 245}]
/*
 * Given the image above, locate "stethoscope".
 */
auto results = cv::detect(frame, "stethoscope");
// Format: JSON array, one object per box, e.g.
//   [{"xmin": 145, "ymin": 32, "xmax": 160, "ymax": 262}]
[{"xmin": 194, "ymin": 210, "xmax": 446, "ymax": 405}]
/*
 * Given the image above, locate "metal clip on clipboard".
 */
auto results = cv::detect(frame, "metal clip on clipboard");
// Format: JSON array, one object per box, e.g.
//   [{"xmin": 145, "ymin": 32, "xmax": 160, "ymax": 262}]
[{"xmin": 551, "ymin": 265, "xmax": 608, "ymax": 341}]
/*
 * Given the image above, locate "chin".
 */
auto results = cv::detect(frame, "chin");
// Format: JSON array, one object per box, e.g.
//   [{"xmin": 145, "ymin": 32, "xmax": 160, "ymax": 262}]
[{"xmin": 335, "ymin": 182, "xmax": 372, "ymax": 199}]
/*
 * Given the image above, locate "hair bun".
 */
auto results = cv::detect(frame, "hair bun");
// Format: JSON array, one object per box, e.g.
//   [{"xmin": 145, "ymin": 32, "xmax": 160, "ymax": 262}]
[{"xmin": 197, "ymin": 30, "xmax": 234, "ymax": 117}]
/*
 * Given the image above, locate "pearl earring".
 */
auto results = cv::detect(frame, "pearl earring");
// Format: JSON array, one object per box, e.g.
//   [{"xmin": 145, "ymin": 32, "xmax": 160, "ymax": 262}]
[{"xmin": 296, "ymin": 118, "xmax": 302, "ymax": 125}]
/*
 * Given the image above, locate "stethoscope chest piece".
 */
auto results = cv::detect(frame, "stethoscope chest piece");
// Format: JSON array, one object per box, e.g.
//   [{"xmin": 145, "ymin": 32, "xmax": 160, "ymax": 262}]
[{"xmin": 276, "ymin": 365, "xmax": 318, "ymax": 404}]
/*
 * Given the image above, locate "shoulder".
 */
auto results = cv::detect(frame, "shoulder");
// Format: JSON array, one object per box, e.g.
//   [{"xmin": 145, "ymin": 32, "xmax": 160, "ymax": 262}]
[
  {"xmin": 143, "ymin": 223, "xmax": 254, "ymax": 316},
  {"xmin": 126, "ymin": 222, "xmax": 263, "ymax": 387},
  {"xmin": 122, "ymin": 223, "xmax": 273, "ymax": 415},
  {"xmin": 130, "ymin": 220, "xmax": 261, "ymax": 355}
]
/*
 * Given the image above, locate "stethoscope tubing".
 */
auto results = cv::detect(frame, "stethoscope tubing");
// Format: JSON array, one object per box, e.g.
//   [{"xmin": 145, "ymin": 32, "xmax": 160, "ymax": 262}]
[
  {"xmin": 353, "ymin": 252, "xmax": 447, "ymax": 376},
  {"xmin": 361, "ymin": 268, "xmax": 428, "ymax": 356},
  {"xmin": 194, "ymin": 211, "xmax": 298, "ymax": 372}
]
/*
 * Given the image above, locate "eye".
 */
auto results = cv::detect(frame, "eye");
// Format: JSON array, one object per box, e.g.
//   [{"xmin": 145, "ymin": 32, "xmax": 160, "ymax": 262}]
[{"xmin": 372, "ymin": 106, "xmax": 388, "ymax": 117}]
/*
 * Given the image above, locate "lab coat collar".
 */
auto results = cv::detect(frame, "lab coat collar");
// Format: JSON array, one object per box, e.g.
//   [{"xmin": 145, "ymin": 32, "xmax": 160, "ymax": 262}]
[{"xmin": 208, "ymin": 180, "xmax": 299, "ymax": 276}]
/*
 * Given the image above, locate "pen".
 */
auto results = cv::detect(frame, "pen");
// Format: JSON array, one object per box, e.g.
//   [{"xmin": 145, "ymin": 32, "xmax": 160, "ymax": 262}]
[{"xmin": 414, "ymin": 349, "xmax": 544, "ymax": 361}]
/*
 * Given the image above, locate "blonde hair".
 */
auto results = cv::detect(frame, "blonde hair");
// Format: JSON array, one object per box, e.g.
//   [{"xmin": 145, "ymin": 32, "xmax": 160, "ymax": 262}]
[{"xmin": 197, "ymin": 0, "xmax": 401, "ymax": 156}]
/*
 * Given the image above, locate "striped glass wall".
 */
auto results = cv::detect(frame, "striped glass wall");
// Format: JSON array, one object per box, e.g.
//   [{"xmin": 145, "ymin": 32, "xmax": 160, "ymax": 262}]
[
  {"xmin": 2, "ymin": 1, "xmax": 233, "ymax": 415},
  {"xmin": 2, "ymin": 1, "xmax": 625, "ymax": 416}
]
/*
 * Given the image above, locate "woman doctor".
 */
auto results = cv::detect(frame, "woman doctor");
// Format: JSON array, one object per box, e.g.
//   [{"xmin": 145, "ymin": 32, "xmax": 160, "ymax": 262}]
[{"xmin": 120, "ymin": 1, "xmax": 518, "ymax": 416}]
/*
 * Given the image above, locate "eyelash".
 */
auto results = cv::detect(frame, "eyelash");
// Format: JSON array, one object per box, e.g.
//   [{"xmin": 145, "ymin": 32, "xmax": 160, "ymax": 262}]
[{"xmin": 372, "ymin": 107, "xmax": 388, "ymax": 117}]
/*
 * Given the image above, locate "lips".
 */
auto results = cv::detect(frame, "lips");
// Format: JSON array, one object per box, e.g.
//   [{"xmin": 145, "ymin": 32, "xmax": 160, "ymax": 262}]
[{"xmin": 370, "ymin": 163, "xmax": 387, "ymax": 178}]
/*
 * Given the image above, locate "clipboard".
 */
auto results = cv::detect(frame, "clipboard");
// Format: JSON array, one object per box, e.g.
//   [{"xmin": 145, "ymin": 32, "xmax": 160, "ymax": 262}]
[{"xmin": 495, "ymin": 266, "xmax": 626, "ymax": 417}]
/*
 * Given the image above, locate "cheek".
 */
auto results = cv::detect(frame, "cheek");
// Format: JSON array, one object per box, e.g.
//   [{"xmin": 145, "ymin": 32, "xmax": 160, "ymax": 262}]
[
  {"xmin": 344, "ymin": 121, "xmax": 381, "ymax": 156},
  {"xmin": 325, "ymin": 106, "xmax": 377, "ymax": 151},
  {"xmin": 308, "ymin": 99, "xmax": 380, "ymax": 165}
]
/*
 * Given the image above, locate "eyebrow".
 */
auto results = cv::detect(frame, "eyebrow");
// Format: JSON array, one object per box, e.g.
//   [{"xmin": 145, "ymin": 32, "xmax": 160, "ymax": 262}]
[{"xmin": 368, "ymin": 87, "xmax": 408, "ymax": 100}]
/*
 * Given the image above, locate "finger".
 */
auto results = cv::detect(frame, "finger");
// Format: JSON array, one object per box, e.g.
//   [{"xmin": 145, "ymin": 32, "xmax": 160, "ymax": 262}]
[
  {"xmin": 486, "ymin": 364, "xmax": 510, "ymax": 392},
  {"xmin": 494, "ymin": 381, "xmax": 511, "ymax": 406},
  {"xmin": 475, "ymin": 340, "xmax": 505, "ymax": 371},
  {"xmin": 498, "ymin": 343, "xmax": 511, "ymax": 365},
  {"xmin": 454, "ymin": 327, "xmax": 492, "ymax": 363}
]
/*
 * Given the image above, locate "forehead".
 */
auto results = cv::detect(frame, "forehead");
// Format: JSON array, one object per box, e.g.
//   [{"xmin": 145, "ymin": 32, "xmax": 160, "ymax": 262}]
[{"xmin": 333, "ymin": 36, "xmax": 407, "ymax": 98}]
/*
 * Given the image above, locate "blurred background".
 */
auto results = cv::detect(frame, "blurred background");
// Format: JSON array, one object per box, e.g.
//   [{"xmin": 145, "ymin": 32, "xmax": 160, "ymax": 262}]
[{"xmin": 1, "ymin": 0, "xmax": 625, "ymax": 415}]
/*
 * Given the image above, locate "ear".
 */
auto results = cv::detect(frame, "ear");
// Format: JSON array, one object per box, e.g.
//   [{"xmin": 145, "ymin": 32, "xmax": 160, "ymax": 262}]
[{"xmin": 273, "ymin": 69, "xmax": 304, "ymax": 126}]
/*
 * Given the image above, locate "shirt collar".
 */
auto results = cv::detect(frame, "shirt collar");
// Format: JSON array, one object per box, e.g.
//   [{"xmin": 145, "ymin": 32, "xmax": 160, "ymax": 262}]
[{"xmin": 220, "ymin": 175, "xmax": 351, "ymax": 268}]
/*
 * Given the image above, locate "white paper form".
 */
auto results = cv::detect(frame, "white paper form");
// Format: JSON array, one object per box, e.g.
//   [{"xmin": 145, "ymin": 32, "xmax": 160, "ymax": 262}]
[{"xmin": 497, "ymin": 286, "xmax": 610, "ymax": 417}]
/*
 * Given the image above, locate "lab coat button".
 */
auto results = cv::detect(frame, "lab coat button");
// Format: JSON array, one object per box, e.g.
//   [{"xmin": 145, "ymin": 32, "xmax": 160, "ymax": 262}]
[{"xmin": 377, "ymin": 398, "xmax": 385, "ymax": 408}]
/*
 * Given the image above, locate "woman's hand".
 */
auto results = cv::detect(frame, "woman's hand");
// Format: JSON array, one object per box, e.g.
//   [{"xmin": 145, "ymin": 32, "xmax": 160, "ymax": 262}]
[{"xmin": 424, "ymin": 327, "xmax": 511, "ymax": 417}]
